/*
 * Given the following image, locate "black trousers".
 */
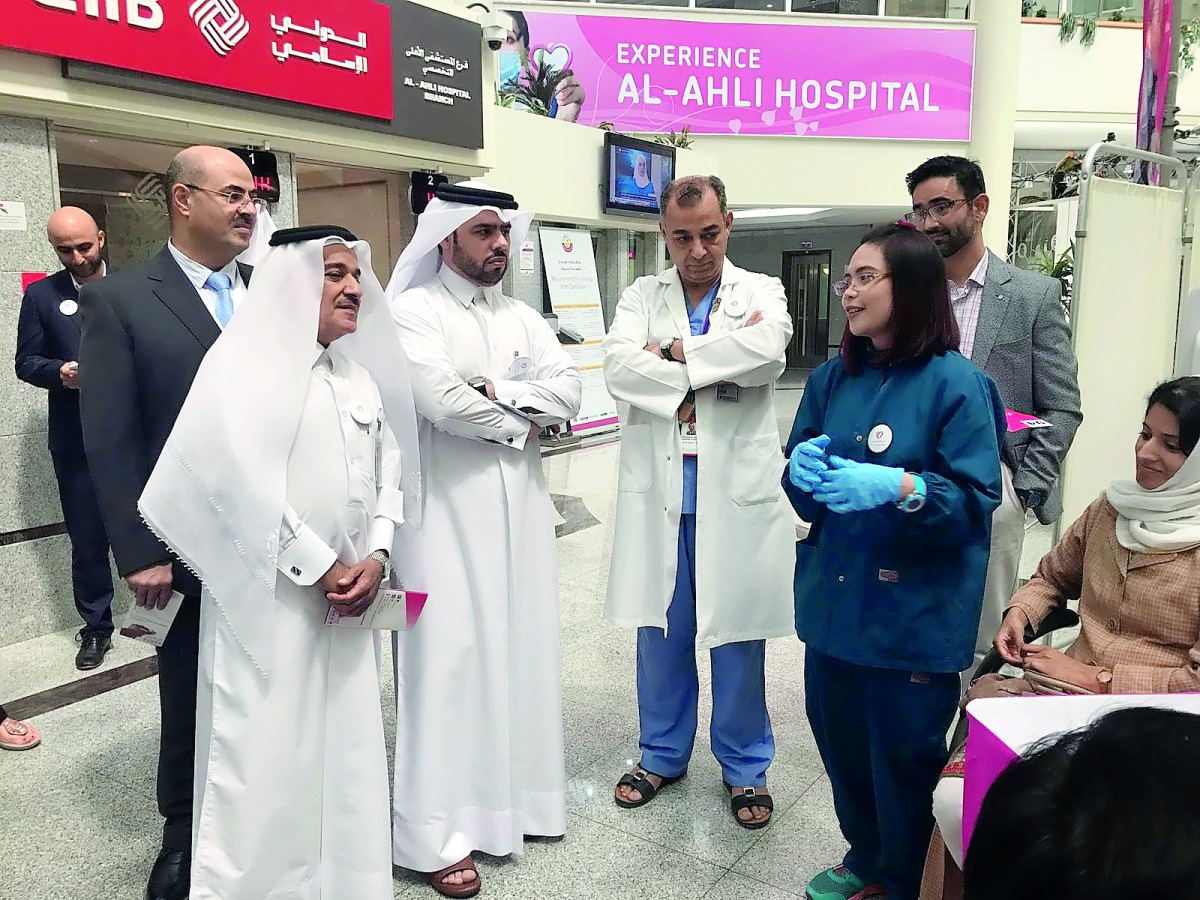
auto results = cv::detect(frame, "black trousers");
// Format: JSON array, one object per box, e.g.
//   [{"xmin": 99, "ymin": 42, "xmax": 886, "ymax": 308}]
[
  {"xmin": 156, "ymin": 593, "xmax": 200, "ymax": 851},
  {"xmin": 51, "ymin": 452, "xmax": 115, "ymax": 635}
]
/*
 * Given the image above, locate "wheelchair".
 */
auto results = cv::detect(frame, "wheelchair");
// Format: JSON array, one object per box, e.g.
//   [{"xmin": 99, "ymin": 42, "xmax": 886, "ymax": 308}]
[{"xmin": 947, "ymin": 605, "xmax": 1081, "ymax": 751}]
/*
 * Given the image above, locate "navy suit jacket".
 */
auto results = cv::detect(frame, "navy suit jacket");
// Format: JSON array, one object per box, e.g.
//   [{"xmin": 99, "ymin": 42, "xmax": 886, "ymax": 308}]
[
  {"xmin": 79, "ymin": 248, "xmax": 251, "ymax": 593},
  {"xmin": 15, "ymin": 268, "xmax": 90, "ymax": 456}
]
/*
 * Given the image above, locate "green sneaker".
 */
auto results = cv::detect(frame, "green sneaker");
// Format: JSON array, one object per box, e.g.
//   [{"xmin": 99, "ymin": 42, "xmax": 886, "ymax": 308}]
[{"xmin": 805, "ymin": 864, "xmax": 887, "ymax": 900}]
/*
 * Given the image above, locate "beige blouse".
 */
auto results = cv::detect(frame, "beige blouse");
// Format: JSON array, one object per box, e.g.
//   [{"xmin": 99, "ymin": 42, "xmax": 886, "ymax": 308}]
[{"xmin": 1011, "ymin": 495, "xmax": 1200, "ymax": 694}]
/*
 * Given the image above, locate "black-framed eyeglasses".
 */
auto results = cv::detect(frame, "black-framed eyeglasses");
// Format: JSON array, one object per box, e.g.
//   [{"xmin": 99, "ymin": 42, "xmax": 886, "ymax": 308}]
[
  {"xmin": 903, "ymin": 197, "xmax": 973, "ymax": 226},
  {"xmin": 833, "ymin": 271, "xmax": 891, "ymax": 298},
  {"xmin": 184, "ymin": 183, "xmax": 264, "ymax": 210}
]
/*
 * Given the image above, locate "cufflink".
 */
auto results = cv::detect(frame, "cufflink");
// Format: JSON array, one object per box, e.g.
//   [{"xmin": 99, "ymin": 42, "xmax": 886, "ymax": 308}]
[
  {"xmin": 290, "ymin": 566, "xmax": 301, "ymax": 576},
  {"xmin": 507, "ymin": 437, "xmax": 513, "ymax": 443}
]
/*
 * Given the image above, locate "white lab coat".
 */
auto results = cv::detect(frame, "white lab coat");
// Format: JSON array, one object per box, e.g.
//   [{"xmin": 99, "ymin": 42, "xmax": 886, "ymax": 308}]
[
  {"xmin": 191, "ymin": 349, "xmax": 397, "ymax": 900},
  {"xmin": 602, "ymin": 259, "xmax": 797, "ymax": 649},
  {"xmin": 390, "ymin": 269, "xmax": 582, "ymax": 871}
]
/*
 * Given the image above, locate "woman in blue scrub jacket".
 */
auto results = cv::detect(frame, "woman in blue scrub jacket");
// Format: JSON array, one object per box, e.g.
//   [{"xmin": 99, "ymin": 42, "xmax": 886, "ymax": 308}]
[{"xmin": 784, "ymin": 223, "xmax": 1005, "ymax": 900}]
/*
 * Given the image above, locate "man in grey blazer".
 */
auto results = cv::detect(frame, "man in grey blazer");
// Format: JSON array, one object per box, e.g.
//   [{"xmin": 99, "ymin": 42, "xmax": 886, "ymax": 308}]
[{"xmin": 906, "ymin": 156, "xmax": 1082, "ymax": 686}]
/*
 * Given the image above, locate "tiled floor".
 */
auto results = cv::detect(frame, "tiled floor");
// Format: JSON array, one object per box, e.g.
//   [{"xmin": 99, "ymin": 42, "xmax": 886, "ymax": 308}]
[{"xmin": 0, "ymin": 439, "xmax": 1057, "ymax": 899}]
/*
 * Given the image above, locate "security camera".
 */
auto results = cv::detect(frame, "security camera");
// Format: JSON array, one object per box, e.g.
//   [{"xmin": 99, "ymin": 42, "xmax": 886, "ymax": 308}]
[{"xmin": 475, "ymin": 8, "xmax": 507, "ymax": 51}]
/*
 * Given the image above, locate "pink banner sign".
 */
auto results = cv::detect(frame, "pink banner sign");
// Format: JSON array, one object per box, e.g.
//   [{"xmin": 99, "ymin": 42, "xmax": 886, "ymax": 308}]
[{"xmin": 514, "ymin": 11, "xmax": 974, "ymax": 139}]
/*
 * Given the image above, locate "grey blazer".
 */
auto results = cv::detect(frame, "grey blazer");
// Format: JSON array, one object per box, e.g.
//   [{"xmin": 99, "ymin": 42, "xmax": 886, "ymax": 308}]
[{"xmin": 972, "ymin": 251, "xmax": 1082, "ymax": 524}]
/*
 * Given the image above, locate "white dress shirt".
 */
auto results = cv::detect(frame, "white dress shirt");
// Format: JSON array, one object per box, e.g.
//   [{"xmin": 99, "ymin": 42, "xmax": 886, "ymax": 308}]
[
  {"xmin": 275, "ymin": 346, "xmax": 404, "ymax": 587},
  {"xmin": 948, "ymin": 251, "xmax": 989, "ymax": 361},
  {"xmin": 168, "ymin": 240, "xmax": 248, "ymax": 329}
]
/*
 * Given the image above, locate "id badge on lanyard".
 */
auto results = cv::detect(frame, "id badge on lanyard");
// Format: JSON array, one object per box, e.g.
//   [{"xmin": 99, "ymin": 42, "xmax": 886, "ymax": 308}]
[{"xmin": 680, "ymin": 414, "xmax": 698, "ymax": 457}]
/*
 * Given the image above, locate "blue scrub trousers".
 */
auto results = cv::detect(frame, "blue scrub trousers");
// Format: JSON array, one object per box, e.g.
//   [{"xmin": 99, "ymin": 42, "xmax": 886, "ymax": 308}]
[
  {"xmin": 804, "ymin": 649, "xmax": 960, "ymax": 900},
  {"xmin": 636, "ymin": 514, "xmax": 775, "ymax": 786}
]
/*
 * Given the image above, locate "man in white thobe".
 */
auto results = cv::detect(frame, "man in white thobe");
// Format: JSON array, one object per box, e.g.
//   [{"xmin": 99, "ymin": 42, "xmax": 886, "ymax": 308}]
[
  {"xmin": 139, "ymin": 226, "xmax": 422, "ymax": 900},
  {"xmin": 386, "ymin": 182, "xmax": 581, "ymax": 898}
]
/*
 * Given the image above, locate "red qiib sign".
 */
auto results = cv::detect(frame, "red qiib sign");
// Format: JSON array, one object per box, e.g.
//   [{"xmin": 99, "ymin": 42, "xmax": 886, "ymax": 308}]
[{"xmin": 5, "ymin": 0, "xmax": 394, "ymax": 120}]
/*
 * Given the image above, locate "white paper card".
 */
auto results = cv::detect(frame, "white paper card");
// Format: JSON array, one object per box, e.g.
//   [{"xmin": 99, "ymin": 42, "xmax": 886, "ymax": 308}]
[
  {"xmin": 118, "ymin": 591, "xmax": 185, "ymax": 647},
  {"xmin": 325, "ymin": 588, "xmax": 428, "ymax": 631}
]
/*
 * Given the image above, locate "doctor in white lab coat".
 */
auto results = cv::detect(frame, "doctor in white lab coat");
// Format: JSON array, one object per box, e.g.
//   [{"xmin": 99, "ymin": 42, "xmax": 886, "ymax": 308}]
[{"xmin": 604, "ymin": 175, "xmax": 796, "ymax": 830}]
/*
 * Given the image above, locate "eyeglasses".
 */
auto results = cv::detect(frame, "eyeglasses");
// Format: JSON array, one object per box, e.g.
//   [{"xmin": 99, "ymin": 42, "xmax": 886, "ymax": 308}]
[
  {"xmin": 833, "ymin": 271, "xmax": 890, "ymax": 298},
  {"xmin": 903, "ymin": 197, "xmax": 972, "ymax": 226},
  {"xmin": 184, "ymin": 183, "xmax": 265, "ymax": 210}
]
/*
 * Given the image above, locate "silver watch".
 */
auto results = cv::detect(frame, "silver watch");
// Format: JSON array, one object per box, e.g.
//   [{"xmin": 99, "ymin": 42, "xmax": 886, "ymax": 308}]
[
  {"xmin": 367, "ymin": 549, "xmax": 391, "ymax": 579},
  {"xmin": 660, "ymin": 338, "xmax": 680, "ymax": 361}
]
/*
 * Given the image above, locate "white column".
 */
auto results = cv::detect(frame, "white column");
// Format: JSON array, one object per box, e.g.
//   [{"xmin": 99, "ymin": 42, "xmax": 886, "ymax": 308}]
[{"xmin": 970, "ymin": 0, "xmax": 1022, "ymax": 255}]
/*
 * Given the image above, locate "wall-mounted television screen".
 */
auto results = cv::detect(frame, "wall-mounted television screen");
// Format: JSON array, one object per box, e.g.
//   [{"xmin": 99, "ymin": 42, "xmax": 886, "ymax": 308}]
[{"xmin": 603, "ymin": 132, "xmax": 676, "ymax": 219}]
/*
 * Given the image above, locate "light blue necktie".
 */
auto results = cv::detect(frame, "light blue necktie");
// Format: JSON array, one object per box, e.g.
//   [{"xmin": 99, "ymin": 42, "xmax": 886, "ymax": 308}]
[{"xmin": 205, "ymin": 271, "xmax": 234, "ymax": 329}]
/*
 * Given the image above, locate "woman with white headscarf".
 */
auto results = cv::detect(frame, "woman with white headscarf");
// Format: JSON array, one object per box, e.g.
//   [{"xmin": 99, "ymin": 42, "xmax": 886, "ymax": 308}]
[
  {"xmin": 139, "ymin": 225, "xmax": 421, "ymax": 900},
  {"xmin": 919, "ymin": 375, "xmax": 1200, "ymax": 900}
]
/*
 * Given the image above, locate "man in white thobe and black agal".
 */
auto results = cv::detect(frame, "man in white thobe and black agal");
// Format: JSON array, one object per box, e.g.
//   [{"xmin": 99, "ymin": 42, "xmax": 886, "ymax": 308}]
[
  {"xmin": 386, "ymin": 182, "xmax": 581, "ymax": 899},
  {"xmin": 139, "ymin": 225, "xmax": 422, "ymax": 900}
]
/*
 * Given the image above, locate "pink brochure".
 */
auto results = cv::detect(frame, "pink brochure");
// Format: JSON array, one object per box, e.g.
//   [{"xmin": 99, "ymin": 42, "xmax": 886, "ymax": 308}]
[
  {"xmin": 1005, "ymin": 409, "xmax": 1053, "ymax": 432},
  {"xmin": 963, "ymin": 693, "xmax": 1200, "ymax": 853}
]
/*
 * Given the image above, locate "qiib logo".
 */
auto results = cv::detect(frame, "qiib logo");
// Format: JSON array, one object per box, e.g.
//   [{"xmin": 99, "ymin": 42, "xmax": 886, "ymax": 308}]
[{"xmin": 189, "ymin": 0, "xmax": 249, "ymax": 56}]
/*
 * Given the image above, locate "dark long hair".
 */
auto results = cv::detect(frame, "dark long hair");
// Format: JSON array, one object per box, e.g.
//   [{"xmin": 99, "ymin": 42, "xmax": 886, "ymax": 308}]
[
  {"xmin": 965, "ymin": 707, "xmax": 1200, "ymax": 900},
  {"xmin": 1147, "ymin": 376, "xmax": 1200, "ymax": 456},
  {"xmin": 838, "ymin": 223, "xmax": 960, "ymax": 374}
]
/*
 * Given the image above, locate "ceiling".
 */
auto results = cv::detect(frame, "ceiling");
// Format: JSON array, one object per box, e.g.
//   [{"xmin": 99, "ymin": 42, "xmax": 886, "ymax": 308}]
[{"xmin": 731, "ymin": 205, "xmax": 909, "ymax": 230}]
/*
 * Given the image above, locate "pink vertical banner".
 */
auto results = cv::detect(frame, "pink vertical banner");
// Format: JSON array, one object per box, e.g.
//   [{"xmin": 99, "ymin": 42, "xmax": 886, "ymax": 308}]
[{"xmin": 1137, "ymin": 0, "xmax": 1173, "ymax": 183}]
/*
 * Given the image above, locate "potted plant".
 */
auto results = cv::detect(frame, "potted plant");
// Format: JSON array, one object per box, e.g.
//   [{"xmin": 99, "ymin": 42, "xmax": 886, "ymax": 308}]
[{"xmin": 1031, "ymin": 243, "xmax": 1074, "ymax": 311}]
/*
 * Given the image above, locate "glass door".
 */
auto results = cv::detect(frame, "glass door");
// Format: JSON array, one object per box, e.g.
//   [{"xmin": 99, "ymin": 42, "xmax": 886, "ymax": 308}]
[{"xmin": 782, "ymin": 249, "xmax": 831, "ymax": 369}]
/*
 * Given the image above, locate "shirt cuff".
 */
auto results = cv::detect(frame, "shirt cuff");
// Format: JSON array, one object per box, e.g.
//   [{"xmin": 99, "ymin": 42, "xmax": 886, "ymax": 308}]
[
  {"xmin": 277, "ymin": 521, "xmax": 338, "ymax": 586},
  {"xmin": 491, "ymin": 378, "xmax": 530, "ymax": 408},
  {"xmin": 432, "ymin": 414, "xmax": 530, "ymax": 449},
  {"xmin": 368, "ymin": 517, "xmax": 396, "ymax": 557},
  {"xmin": 375, "ymin": 486, "xmax": 405, "ymax": 526}
]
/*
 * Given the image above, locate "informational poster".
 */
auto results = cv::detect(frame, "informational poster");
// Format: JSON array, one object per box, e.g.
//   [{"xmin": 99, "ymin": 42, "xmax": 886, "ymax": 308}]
[
  {"xmin": 539, "ymin": 228, "xmax": 619, "ymax": 436},
  {"xmin": 0, "ymin": 201, "xmax": 28, "ymax": 231},
  {"xmin": 520, "ymin": 238, "xmax": 536, "ymax": 274}
]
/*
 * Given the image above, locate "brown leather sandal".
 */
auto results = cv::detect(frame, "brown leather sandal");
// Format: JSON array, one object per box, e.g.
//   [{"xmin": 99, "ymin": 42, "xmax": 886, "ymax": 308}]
[{"xmin": 430, "ymin": 855, "xmax": 480, "ymax": 898}]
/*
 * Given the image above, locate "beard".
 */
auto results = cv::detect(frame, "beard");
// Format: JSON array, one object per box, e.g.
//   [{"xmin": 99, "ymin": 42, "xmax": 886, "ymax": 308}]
[
  {"xmin": 451, "ymin": 242, "xmax": 507, "ymax": 286},
  {"xmin": 927, "ymin": 218, "xmax": 975, "ymax": 259},
  {"xmin": 67, "ymin": 255, "xmax": 103, "ymax": 280}
]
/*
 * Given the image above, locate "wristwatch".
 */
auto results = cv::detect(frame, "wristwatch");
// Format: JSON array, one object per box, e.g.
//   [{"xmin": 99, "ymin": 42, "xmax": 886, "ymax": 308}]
[
  {"xmin": 895, "ymin": 473, "xmax": 927, "ymax": 513},
  {"xmin": 467, "ymin": 377, "xmax": 489, "ymax": 396},
  {"xmin": 1016, "ymin": 488, "xmax": 1046, "ymax": 511},
  {"xmin": 1096, "ymin": 667, "xmax": 1114, "ymax": 690},
  {"xmin": 367, "ymin": 549, "xmax": 391, "ymax": 579},
  {"xmin": 660, "ymin": 338, "xmax": 681, "ymax": 362}
]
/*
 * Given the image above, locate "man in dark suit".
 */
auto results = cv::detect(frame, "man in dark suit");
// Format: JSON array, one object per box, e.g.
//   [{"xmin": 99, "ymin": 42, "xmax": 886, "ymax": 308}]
[
  {"xmin": 16, "ymin": 207, "xmax": 115, "ymax": 670},
  {"xmin": 906, "ymin": 156, "xmax": 1083, "ymax": 687},
  {"xmin": 79, "ymin": 145, "xmax": 258, "ymax": 900}
]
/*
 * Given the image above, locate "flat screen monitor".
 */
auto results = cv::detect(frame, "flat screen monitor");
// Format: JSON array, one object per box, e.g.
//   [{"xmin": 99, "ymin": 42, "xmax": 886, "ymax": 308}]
[{"xmin": 603, "ymin": 133, "xmax": 675, "ymax": 219}]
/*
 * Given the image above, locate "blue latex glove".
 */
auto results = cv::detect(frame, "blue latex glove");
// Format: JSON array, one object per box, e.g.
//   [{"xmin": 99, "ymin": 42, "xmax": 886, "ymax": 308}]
[
  {"xmin": 787, "ymin": 434, "xmax": 832, "ymax": 492},
  {"xmin": 813, "ymin": 455, "xmax": 904, "ymax": 513}
]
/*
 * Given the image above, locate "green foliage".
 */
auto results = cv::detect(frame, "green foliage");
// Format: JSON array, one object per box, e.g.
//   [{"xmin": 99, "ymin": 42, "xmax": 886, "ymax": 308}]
[
  {"xmin": 1031, "ymin": 243, "xmax": 1074, "ymax": 309},
  {"xmin": 652, "ymin": 127, "xmax": 694, "ymax": 149},
  {"xmin": 1182, "ymin": 17, "xmax": 1200, "ymax": 72},
  {"xmin": 1059, "ymin": 13, "xmax": 1078, "ymax": 42},
  {"xmin": 1058, "ymin": 13, "xmax": 1098, "ymax": 48},
  {"xmin": 497, "ymin": 49, "xmax": 574, "ymax": 118}
]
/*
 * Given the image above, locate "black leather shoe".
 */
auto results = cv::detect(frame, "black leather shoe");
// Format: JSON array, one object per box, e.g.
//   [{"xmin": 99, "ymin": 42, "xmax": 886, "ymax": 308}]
[
  {"xmin": 75, "ymin": 631, "xmax": 112, "ymax": 670},
  {"xmin": 146, "ymin": 849, "xmax": 190, "ymax": 900}
]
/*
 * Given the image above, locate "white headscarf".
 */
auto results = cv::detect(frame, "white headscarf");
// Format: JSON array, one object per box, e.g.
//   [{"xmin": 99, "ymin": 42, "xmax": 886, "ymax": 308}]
[
  {"xmin": 385, "ymin": 180, "xmax": 533, "ymax": 301},
  {"xmin": 236, "ymin": 205, "xmax": 276, "ymax": 266},
  {"xmin": 138, "ymin": 233, "xmax": 421, "ymax": 678},
  {"xmin": 1105, "ymin": 444, "xmax": 1200, "ymax": 554}
]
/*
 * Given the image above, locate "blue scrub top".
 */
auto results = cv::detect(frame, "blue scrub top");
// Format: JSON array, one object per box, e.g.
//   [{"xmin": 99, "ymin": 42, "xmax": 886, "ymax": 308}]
[
  {"xmin": 682, "ymin": 281, "xmax": 720, "ymax": 515},
  {"xmin": 784, "ymin": 351, "xmax": 1006, "ymax": 673}
]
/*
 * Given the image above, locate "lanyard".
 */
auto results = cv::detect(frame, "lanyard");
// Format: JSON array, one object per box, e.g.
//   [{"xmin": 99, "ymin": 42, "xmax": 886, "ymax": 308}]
[{"xmin": 687, "ymin": 280, "xmax": 721, "ymax": 338}]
